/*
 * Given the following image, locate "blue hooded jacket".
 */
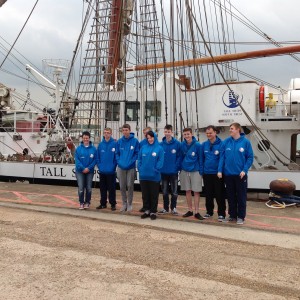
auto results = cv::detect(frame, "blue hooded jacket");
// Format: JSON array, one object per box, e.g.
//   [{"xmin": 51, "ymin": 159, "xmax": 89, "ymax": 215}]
[
  {"xmin": 200, "ymin": 136, "xmax": 223, "ymax": 175},
  {"xmin": 218, "ymin": 133, "xmax": 254, "ymax": 176},
  {"xmin": 116, "ymin": 133, "xmax": 139, "ymax": 170},
  {"xmin": 139, "ymin": 138, "xmax": 148, "ymax": 149},
  {"xmin": 96, "ymin": 137, "xmax": 117, "ymax": 174},
  {"xmin": 138, "ymin": 133, "xmax": 164, "ymax": 182},
  {"xmin": 75, "ymin": 141, "xmax": 97, "ymax": 173},
  {"xmin": 180, "ymin": 136, "xmax": 202, "ymax": 172},
  {"xmin": 160, "ymin": 137, "xmax": 181, "ymax": 175}
]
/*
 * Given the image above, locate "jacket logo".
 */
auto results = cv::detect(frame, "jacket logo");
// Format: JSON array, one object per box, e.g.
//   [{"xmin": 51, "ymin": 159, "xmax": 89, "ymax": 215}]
[
  {"xmin": 152, "ymin": 152, "xmax": 157, "ymax": 157},
  {"xmin": 130, "ymin": 146, "xmax": 134, "ymax": 150},
  {"xmin": 214, "ymin": 150, "xmax": 219, "ymax": 155},
  {"xmin": 239, "ymin": 147, "xmax": 245, "ymax": 152},
  {"xmin": 112, "ymin": 148, "xmax": 115, "ymax": 152},
  {"xmin": 90, "ymin": 154, "xmax": 94, "ymax": 158},
  {"xmin": 171, "ymin": 149, "xmax": 176, "ymax": 153},
  {"xmin": 191, "ymin": 152, "xmax": 195, "ymax": 156}
]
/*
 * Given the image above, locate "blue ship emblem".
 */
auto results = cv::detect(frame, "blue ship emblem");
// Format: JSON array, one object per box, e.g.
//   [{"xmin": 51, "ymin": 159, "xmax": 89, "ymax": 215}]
[{"xmin": 222, "ymin": 90, "xmax": 243, "ymax": 108}]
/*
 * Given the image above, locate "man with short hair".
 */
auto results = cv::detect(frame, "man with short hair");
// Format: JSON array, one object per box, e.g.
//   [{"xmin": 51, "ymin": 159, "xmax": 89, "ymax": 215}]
[
  {"xmin": 200, "ymin": 125, "xmax": 226, "ymax": 221},
  {"xmin": 96, "ymin": 128, "xmax": 117, "ymax": 211},
  {"xmin": 218, "ymin": 122, "xmax": 254, "ymax": 225},
  {"xmin": 180, "ymin": 128, "xmax": 204, "ymax": 220},
  {"xmin": 158, "ymin": 124, "xmax": 181, "ymax": 215},
  {"xmin": 116, "ymin": 124, "xmax": 139, "ymax": 212}
]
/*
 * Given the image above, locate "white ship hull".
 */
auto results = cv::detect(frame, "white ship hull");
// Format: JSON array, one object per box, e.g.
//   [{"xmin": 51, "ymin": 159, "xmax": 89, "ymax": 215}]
[{"xmin": 0, "ymin": 161, "xmax": 299, "ymax": 193}]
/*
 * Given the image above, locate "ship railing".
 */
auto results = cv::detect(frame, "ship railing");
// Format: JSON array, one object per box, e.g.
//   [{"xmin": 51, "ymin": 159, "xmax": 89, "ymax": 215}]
[
  {"xmin": 40, "ymin": 113, "xmax": 68, "ymax": 140},
  {"xmin": 259, "ymin": 102, "xmax": 298, "ymax": 120},
  {"xmin": 0, "ymin": 110, "xmax": 42, "ymax": 133}
]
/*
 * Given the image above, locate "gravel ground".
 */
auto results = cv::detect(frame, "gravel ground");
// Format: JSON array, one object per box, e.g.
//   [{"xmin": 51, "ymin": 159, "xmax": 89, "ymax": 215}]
[{"xmin": 0, "ymin": 206, "xmax": 299, "ymax": 300}]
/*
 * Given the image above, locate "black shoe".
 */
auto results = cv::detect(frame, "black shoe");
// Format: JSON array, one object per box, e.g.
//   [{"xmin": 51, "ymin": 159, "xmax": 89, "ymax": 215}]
[
  {"xmin": 111, "ymin": 205, "xmax": 116, "ymax": 211},
  {"xmin": 139, "ymin": 207, "xmax": 145, "ymax": 212},
  {"xmin": 183, "ymin": 211, "xmax": 193, "ymax": 217},
  {"xmin": 150, "ymin": 213, "xmax": 157, "ymax": 220},
  {"xmin": 96, "ymin": 205, "xmax": 107, "ymax": 209},
  {"xmin": 141, "ymin": 212, "xmax": 150, "ymax": 219},
  {"xmin": 194, "ymin": 213, "xmax": 204, "ymax": 220}
]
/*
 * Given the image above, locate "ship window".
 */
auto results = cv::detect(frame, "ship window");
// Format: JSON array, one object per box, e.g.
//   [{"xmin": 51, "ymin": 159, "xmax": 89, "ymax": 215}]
[
  {"xmin": 106, "ymin": 102, "xmax": 120, "ymax": 121},
  {"xmin": 145, "ymin": 101, "xmax": 161, "ymax": 122},
  {"xmin": 125, "ymin": 102, "xmax": 140, "ymax": 121}
]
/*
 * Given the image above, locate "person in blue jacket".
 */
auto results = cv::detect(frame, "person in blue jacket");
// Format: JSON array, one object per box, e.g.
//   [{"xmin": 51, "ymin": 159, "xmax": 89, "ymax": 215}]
[
  {"xmin": 200, "ymin": 125, "xmax": 226, "ymax": 221},
  {"xmin": 180, "ymin": 128, "xmax": 204, "ymax": 220},
  {"xmin": 218, "ymin": 122, "xmax": 254, "ymax": 225},
  {"xmin": 138, "ymin": 130, "xmax": 164, "ymax": 220},
  {"xmin": 96, "ymin": 128, "xmax": 117, "ymax": 211},
  {"xmin": 116, "ymin": 124, "xmax": 139, "ymax": 212},
  {"xmin": 75, "ymin": 131, "xmax": 97, "ymax": 209},
  {"xmin": 158, "ymin": 124, "xmax": 181, "ymax": 216},
  {"xmin": 139, "ymin": 126, "xmax": 152, "ymax": 149},
  {"xmin": 138, "ymin": 126, "xmax": 152, "ymax": 212}
]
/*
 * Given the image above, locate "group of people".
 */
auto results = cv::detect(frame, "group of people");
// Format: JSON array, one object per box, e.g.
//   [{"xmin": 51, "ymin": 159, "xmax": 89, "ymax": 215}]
[{"xmin": 75, "ymin": 122, "xmax": 254, "ymax": 224}]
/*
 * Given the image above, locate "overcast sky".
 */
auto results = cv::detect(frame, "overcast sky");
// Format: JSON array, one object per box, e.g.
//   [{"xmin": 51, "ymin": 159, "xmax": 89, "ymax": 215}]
[{"xmin": 0, "ymin": 0, "xmax": 300, "ymax": 108}]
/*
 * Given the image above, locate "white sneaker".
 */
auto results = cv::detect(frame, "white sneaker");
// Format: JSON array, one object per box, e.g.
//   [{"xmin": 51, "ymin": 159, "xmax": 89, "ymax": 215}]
[
  {"xmin": 218, "ymin": 216, "xmax": 225, "ymax": 222},
  {"xmin": 158, "ymin": 209, "xmax": 168, "ymax": 215},
  {"xmin": 120, "ymin": 205, "xmax": 127, "ymax": 212},
  {"xmin": 236, "ymin": 218, "xmax": 244, "ymax": 225},
  {"xmin": 127, "ymin": 205, "xmax": 132, "ymax": 212},
  {"xmin": 171, "ymin": 208, "xmax": 179, "ymax": 216}
]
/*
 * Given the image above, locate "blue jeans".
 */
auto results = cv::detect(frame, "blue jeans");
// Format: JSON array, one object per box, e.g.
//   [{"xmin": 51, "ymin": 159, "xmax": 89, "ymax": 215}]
[
  {"xmin": 76, "ymin": 171, "xmax": 94, "ymax": 204},
  {"xmin": 161, "ymin": 174, "xmax": 178, "ymax": 211}
]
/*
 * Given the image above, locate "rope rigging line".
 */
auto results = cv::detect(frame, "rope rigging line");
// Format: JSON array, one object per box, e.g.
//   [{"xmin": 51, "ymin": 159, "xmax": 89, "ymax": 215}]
[
  {"xmin": 214, "ymin": 0, "xmax": 300, "ymax": 63},
  {"xmin": 0, "ymin": 0, "xmax": 40, "ymax": 69},
  {"xmin": 158, "ymin": 0, "xmax": 168, "ymax": 126},
  {"xmin": 188, "ymin": 5, "xmax": 300, "ymax": 168},
  {"xmin": 0, "ymin": 124, "xmax": 38, "ymax": 157},
  {"xmin": 0, "ymin": 35, "xmax": 41, "ymax": 72},
  {"xmin": 227, "ymin": 0, "xmax": 239, "ymax": 81}
]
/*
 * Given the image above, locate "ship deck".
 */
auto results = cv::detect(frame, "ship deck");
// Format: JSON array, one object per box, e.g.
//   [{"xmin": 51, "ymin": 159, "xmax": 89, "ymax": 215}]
[{"xmin": 0, "ymin": 181, "xmax": 299, "ymax": 236}]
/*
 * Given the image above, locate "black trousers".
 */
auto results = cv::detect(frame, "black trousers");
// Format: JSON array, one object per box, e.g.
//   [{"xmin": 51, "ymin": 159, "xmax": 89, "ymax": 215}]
[
  {"xmin": 225, "ymin": 175, "xmax": 247, "ymax": 219},
  {"xmin": 99, "ymin": 173, "xmax": 116, "ymax": 206},
  {"xmin": 140, "ymin": 180, "xmax": 160, "ymax": 214},
  {"xmin": 203, "ymin": 174, "xmax": 226, "ymax": 217}
]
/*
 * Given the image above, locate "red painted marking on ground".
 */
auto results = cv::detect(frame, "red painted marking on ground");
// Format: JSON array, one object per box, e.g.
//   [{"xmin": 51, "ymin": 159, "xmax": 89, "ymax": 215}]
[
  {"xmin": 247, "ymin": 212, "xmax": 300, "ymax": 222},
  {"xmin": 0, "ymin": 198, "xmax": 32, "ymax": 203},
  {"xmin": 0, "ymin": 189, "xmax": 77, "ymax": 199},
  {"xmin": 246, "ymin": 218, "xmax": 274, "ymax": 227},
  {"xmin": 52, "ymin": 195, "xmax": 78, "ymax": 206},
  {"xmin": 33, "ymin": 202, "xmax": 76, "ymax": 207},
  {"xmin": 11, "ymin": 192, "xmax": 32, "ymax": 203},
  {"xmin": 0, "ymin": 197, "xmax": 76, "ymax": 208}
]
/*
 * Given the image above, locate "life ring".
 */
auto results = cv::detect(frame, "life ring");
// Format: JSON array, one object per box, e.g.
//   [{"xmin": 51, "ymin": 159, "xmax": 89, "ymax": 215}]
[{"xmin": 259, "ymin": 86, "xmax": 265, "ymax": 113}]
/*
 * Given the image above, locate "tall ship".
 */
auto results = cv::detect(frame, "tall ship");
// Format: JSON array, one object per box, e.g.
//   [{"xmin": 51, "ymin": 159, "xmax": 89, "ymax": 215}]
[{"xmin": 0, "ymin": 0, "xmax": 299, "ymax": 191}]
